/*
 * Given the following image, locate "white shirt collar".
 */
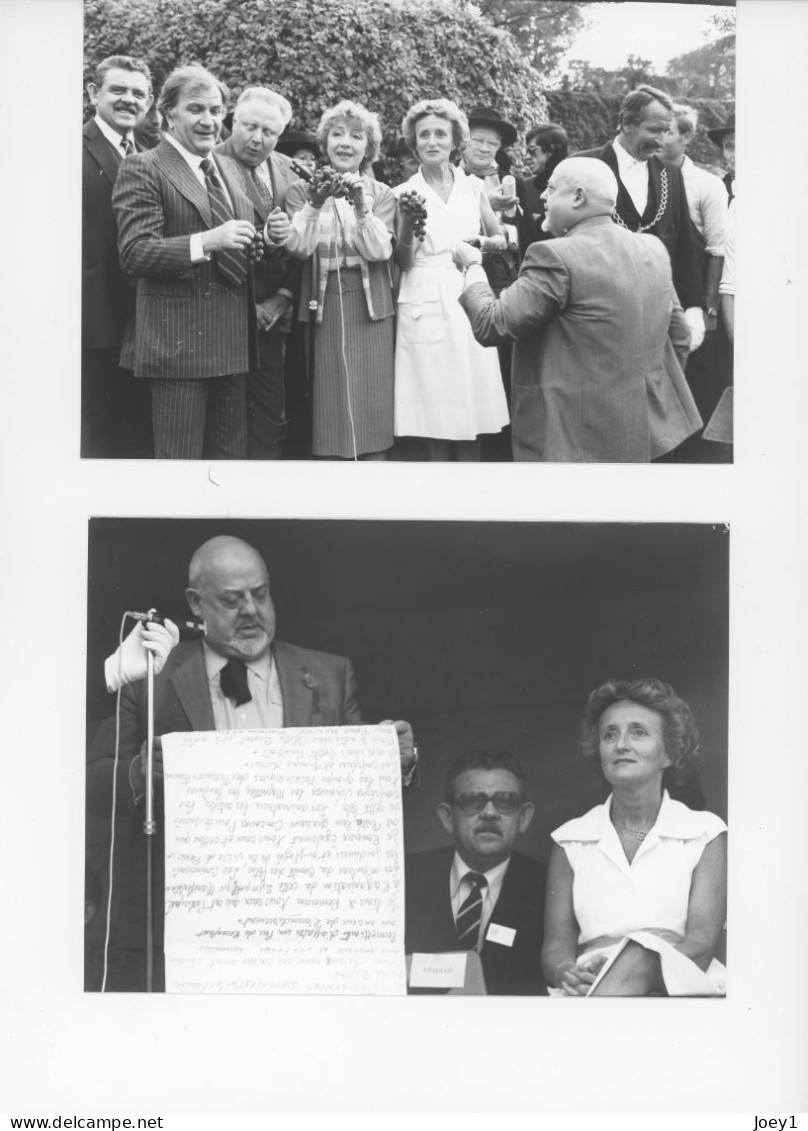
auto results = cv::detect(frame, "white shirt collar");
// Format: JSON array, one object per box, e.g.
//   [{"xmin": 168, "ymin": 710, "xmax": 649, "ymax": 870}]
[
  {"xmin": 164, "ymin": 130, "xmax": 214, "ymax": 172},
  {"xmin": 450, "ymin": 851, "xmax": 510, "ymax": 900},
  {"xmin": 614, "ymin": 135, "xmax": 648, "ymax": 171},
  {"xmin": 94, "ymin": 113, "xmax": 134, "ymax": 153},
  {"xmin": 556, "ymin": 790, "xmax": 708, "ymax": 843},
  {"xmin": 203, "ymin": 640, "xmax": 273, "ymax": 682}
]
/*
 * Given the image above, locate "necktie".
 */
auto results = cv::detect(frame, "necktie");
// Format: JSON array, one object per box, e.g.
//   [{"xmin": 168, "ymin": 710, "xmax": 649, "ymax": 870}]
[
  {"xmin": 120, "ymin": 137, "xmax": 134, "ymax": 158},
  {"xmin": 250, "ymin": 165, "xmax": 273, "ymax": 212},
  {"xmin": 455, "ymin": 872, "xmax": 487, "ymax": 950},
  {"xmin": 199, "ymin": 157, "xmax": 247, "ymax": 286},
  {"xmin": 219, "ymin": 658, "xmax": 252, "ymax": 706}
]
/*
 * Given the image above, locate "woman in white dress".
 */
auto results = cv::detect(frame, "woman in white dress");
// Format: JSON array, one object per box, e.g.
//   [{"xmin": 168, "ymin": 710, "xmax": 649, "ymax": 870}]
[
  {"xmin": 393, "ymin": 99, "xmax": 510, "ymax": 461},
  {"xmin": 542, "ymin": 677, "xmax": 727, "ymax": 996}
]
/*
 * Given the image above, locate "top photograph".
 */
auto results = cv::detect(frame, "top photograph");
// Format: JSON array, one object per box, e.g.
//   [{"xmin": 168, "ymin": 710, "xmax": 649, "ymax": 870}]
[{"xmin": 81, "ymin": 0, "xmax": 735, "ymax": 464}]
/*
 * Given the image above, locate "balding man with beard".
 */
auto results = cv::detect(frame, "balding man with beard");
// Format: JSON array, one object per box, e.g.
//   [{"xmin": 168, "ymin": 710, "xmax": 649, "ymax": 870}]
[
  {"xmin": 455, "ymin": 158, "xmax": 701, "ymax": 463},
  {"xmin": 87, "ymin": 535, "xmax": 416, "ymax": 990}
]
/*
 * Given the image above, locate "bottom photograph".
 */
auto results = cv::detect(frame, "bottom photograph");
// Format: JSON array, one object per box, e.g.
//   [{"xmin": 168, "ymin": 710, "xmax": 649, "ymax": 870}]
[{"xmin": 85, "ymin": 519, "xmax": 728, "ymax": 997}]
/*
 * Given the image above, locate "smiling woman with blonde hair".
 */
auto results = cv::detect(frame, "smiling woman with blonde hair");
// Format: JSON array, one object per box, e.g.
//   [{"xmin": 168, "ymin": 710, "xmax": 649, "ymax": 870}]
[{"xmin": 542, "ymin": 677, "xmax": 727, "ymax": 996}]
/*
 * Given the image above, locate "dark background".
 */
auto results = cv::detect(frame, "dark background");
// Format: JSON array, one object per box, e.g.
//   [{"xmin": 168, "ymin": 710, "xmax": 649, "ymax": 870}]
[{"xmin": 87, "ymin": 518, "xmax": 729, "ymax": 860}]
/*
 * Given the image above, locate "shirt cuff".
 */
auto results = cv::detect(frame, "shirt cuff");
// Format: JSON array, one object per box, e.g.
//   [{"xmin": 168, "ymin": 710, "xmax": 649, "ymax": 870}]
[
  {"xmin": 190, "ymin": 233, "xmax": 209, "ymax": 263},
  {"xmin": 463, "ymin": 263, "xmax": 488, "ymax": 288}
]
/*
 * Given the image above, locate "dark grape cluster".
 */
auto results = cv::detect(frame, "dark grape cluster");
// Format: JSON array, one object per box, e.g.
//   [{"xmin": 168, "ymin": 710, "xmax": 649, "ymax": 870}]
[
  {"xmin": 308, "ymin": 165, "xmax": 352, "ymax": 202},
  {"xmin": 246, "ymin": 231, "xmax": 265, "ymax": 262},
  {"xmin": 398, "ymin": 190, "xmax": 428, "ymax": 240}
]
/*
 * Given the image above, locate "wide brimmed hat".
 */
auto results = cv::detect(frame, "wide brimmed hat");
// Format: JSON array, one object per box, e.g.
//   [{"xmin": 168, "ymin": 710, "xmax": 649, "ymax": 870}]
[
  {"xmin": 467, "ymin": 106, "xmax": 517, "ymax": 149},
  {"xmin": 275, "ymin": 129, "xmax": 321, "ymax": 158},
  {"xmin": 707, "ymin": 113, "xmax": 735, "ymax": 147}
]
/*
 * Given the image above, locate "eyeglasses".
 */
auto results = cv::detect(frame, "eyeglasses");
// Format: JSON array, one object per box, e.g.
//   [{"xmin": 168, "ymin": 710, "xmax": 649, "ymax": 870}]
[
  {"xmin": 452, "ymin": 792, "xmax": 522, "ymax": 815},
  {"xmin": 469, "ymin": 137, "xmax": 499, "ymax": 150}
]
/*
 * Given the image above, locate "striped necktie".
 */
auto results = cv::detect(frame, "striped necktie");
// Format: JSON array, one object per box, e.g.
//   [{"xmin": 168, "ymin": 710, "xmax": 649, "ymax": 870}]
[
  {"xmin": 200, "ymin": 157, "xmax": 247, "ymax": 286},
  {"xmin": 120, "ymin": 137, "xmax": 134, "ymax": 159},
  {"xmin": 455, "ymin": 872, "xmax": 487, "ymax": 949},
  {"xmin": 250, "ymin": 165, "xmax": 273, "ymax": 211}
]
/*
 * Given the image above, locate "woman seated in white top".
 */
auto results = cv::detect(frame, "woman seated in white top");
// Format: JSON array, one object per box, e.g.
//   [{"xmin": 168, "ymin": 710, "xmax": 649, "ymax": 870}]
[{"xmin": 542, "ymin": 677, "xmax": 727, "ymax": 996}]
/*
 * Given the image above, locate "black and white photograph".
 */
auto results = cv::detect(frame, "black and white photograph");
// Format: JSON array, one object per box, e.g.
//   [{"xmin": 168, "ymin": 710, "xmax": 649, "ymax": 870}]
[
  {"xmin": 85, "ymin": 518, "xmax": 728, "ymax": 996},
  {"xmin": 2, "ymin": 0, "xmax": 808, "ymax": 1121},
  {"xmin": 80, "ymin": 0, "xmax": 734, "ymax": 463}
]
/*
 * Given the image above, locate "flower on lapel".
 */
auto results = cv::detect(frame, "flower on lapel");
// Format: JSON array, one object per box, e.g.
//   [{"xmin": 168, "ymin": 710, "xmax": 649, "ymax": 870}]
[{"xmin": 301, "ymin": 667, "xmax": 321, "ymax": 714}]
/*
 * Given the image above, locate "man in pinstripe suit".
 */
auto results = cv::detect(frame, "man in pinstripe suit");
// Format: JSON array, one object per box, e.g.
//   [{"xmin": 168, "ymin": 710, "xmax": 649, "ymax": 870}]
[{"xmin": 113, "ymin": 65, "xmax": 258, "ymax": 459}]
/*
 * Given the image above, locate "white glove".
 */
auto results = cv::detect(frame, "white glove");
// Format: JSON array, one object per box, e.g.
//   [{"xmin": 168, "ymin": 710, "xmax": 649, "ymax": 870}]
[
  {"xmin": 684, "ymin": 306, "xmax": 706, "ymax": 352},
  {"xmin": 104, "ymin": 619, "xmax": 180, "ymax": 693}
]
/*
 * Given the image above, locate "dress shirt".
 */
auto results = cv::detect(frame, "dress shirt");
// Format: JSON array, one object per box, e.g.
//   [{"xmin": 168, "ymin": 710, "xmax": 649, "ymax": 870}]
[
  {"xmin": 613, "ymin": 136, "xmax": 650, "ymax": 217},
  {"xmin": 164, "ymin": 133, "xmax": 235, "ymax": 263},
  {"xmin": 449, "ymin": 852, "xmax": 510, "ymax": 951},
  {"xmin": 680, "ymin": 155, "xmax": 728, "ymax": 255},
  {"xmin": 203, "ymin": 641, "xmax": 284, "ymax": 730},
  {"xmin": 93, "ymin": 113, "xmax": 135, "ymax": 157}
]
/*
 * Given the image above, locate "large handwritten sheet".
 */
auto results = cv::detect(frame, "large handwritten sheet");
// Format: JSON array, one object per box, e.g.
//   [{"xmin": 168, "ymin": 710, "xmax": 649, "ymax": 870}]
[{"xmin": 161, "ymin": 726, "xmax": 406, "ymax": 995}]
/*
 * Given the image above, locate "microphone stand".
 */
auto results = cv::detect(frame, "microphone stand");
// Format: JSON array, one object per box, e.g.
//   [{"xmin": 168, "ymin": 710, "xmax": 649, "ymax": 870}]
[{"xmin": 144, "ymin": 625, "xmax": 157, "ymax": 991}]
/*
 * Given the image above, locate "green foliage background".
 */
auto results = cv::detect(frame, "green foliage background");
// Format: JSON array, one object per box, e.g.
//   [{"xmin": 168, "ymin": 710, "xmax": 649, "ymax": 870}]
[{"xmin": 84, "ymin": 0, "xmax": 549, "ymax": 152}]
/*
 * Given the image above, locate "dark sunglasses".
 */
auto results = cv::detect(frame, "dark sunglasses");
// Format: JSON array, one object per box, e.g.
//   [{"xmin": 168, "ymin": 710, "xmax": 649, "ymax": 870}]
[{"xmin": 452, "ymin": 791, "xmax": 522, "ymax": 816}]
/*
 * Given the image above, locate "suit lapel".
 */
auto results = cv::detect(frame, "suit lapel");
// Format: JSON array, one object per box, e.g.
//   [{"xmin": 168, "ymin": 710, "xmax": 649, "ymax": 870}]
[
  {"xmin": 155, "ymin": 139, "xmax": 213, "ymax": 226},
  {"xmin": 169, "ymin": 642, "xmax": 216, "ymax": 731},
  {"xmin": 84, "ymin": 119, "xmax": 123, "ymax": 186},
  {"xmin": 217, "ymin": 154, "xmax": 254, "ymax": 223},
  {"xmin": 274, "ymin": 640, "xmax": 314, "ymax": 725}
]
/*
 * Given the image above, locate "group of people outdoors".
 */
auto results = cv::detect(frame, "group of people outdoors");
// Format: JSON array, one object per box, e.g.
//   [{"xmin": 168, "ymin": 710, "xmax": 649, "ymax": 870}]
[
  {"xmin": 83, "ymin": 55, "xmax": 735, "ymax": 463},
  {"xmin": 86, "ymin": 535, "xmax": 727, "ymax": 997}
]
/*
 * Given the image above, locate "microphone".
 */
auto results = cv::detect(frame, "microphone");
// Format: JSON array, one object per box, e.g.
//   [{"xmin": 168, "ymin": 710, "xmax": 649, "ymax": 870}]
[{"xmin": 123, "ymin": 610, "xmax": 204, "ymax": 637}]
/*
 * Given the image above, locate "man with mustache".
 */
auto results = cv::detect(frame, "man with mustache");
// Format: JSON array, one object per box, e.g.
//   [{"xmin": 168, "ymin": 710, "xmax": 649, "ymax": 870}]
[
  {"xmin": 576, "ymin": 85, "xmax": 706, "ymax": 357},
  {"xmin": 82, "ymin": 54, "xmax": 155, "ymax": 457},
  {"xmin": 87, "ymin": 535, "xmax": 417, "ymax": 990},
  {"xmin": 404, "ymin": 751, "xmax": 546, "ymax": 994},
  {"xmin": 112, "ymin": 65, "xmax": 258, "ymax": 459},
  {"xmin": 216, "ymin": 88, "xmax": 301, "ymax": 458}
]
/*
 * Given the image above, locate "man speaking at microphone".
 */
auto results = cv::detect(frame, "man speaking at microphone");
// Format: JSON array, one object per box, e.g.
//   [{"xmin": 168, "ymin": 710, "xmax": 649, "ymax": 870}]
[{"xmin": 87, "ymin": 535, "xmax": 417, "ymax": 991}]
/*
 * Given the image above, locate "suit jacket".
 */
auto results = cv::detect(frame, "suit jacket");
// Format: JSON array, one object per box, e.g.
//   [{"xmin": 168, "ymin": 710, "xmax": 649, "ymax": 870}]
[
  {"xmin": 215, "ymin": 139, "xmax": 303, "ymax": 305},
  {"xmin": 459, "ymin": 216, "xmax": 701, "ymax": 462},
  {"xmin": 82, "ymin": 118, "xmax": 136, "ymax": 349},
  {"xmin": 576, "ymin": 141, "xmax": 703, "ymax": 310},
  {"xmin": 405, "ymin": 846, "xmax": 547, "ymax": 995},
  {"xmin": 112, "ymin": 139, "xmax": 257, "ymax": 379},
  {"xmin": 87, "ymin": 638, "xmax": 362, "ymax": 953}
]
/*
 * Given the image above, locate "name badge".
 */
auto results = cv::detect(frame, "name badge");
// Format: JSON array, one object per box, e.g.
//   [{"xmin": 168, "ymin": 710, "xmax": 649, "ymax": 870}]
[
  {"xmin": 409, "ymin": 952, "xmax": 467, "ymax": 988},
  {"xmin": 486, "ymin": 923, "xmax": 516, "ymax": 947}
]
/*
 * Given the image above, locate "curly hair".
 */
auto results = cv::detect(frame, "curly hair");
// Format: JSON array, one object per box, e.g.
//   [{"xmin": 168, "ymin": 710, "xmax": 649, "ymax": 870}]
[
  {"xmin": 579, "ymin": 677, "xmax": 704, "ymax": 805},
  {"xmin": 443, "ymin": 749, "xmax": 527, "ymax": 803},
  {"xmin": 317, "ymin": 100, "xmax": 382, "ymax": 169},
  {"xmin": 401, "ymin": 98, "xmax": 469, "ymax": 158}
]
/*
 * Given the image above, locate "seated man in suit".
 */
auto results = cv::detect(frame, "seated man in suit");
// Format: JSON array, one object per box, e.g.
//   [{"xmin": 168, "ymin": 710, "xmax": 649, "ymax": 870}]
[
  {"xmin": 82, "ymin": 54, "xmax": 154, "ymax": 457},
  {"xmin": 217, "ymin": 87, "xmax": 302, "ymax": 458},
  {"xmin": 112, "ymin": 65, "xmax": 259, "ymax": 459},
  {"xmin": 405, "ymin": 750, "xmax": 546, "ymax": 995},
  {"xmin": 87, "ymin": 534, "xmax": 417, "ymax": 989}
]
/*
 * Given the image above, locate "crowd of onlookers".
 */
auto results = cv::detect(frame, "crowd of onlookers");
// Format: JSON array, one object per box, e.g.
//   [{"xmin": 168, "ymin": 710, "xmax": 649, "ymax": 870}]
[{"xmin": 83, "ymin": 54, "xmax": 735, "ymax": 462}]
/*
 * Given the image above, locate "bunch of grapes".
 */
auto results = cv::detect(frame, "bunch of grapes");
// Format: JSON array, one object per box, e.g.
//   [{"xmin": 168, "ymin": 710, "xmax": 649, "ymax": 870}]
[
  {"xmin": 398, "ymin": 190, "xmax": 428, "ymax": 240},
  {"xmin": 308, "ymin": 165, "xmax": 351, "ymax": 203},
  {"xmin": 246, "ymin": 231, "xmax": 265, "ymax": 262}
]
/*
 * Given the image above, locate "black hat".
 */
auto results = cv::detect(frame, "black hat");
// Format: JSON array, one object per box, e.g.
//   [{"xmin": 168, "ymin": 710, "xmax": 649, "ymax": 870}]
[
  {"xmin": 467, "ymin": 106, "xmax": 517, "ymax": 149},
  {"xmin": 387, "ymin": 137, "xmax": 416, "ymax": 160},
  {"xmin": 707, "ymin": 113, "xmax": 735, "ymax": 147},
  {"xmin": 275, "ymin": 129, "xmax": 321, "ymax": 159}
]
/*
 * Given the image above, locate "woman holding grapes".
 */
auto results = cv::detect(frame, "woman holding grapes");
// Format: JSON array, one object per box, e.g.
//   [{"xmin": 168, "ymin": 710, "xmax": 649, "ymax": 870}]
[
  {"xmin": 284, "ymin": 100, "xmax": 396, "ymax": 460},
  {"xmin": 393, "ymin": 98, "xmax": 510, "ymax": 461}
]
